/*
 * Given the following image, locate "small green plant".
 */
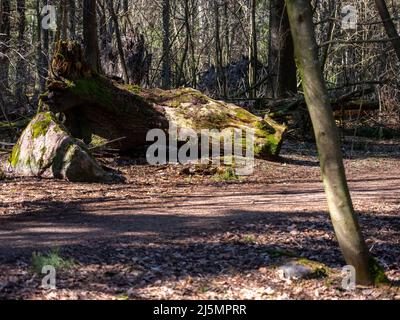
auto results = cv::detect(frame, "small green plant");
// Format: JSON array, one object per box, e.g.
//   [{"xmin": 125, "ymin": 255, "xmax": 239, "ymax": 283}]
[
  {"xmin": 199, "ymin": 286, "xmax": 209, "ymax": 294},
  {"xmin": 242, "ymin": 235, "xmax": 257, "ymax": 244},
  {"xmin": 213, "ymin": 167, "xmax": 239, "ymax": 182},
  {"xmin": 31, "ymin": 249, "xmax": 75, "ymax": 274},
  {"xmin": 265, "ymin": 247, "xmax": 297, "ymax": 258}
]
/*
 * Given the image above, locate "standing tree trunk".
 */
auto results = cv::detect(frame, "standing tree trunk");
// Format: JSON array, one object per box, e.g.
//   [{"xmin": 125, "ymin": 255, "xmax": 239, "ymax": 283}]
[
  {"xmin": 223, "ymin": 0, "xmax": 230, "ymax": 66},
  {"xmin": 268, "ymin": 0, "xmax": 297, "ymax": 98},
  {"xmin": 189, "ymin": 0, "xmax": 197, "ymax": 88},
  {"xmin": 83, "ymin": 0, "xmax": 101, "ymax": 73},
  {"xmin": 162, "ymin": 0, "xmax": 171, "ymax": 89},
  {"xmin": 106, "ymin": 0, "xmax": 129, "ymax": 83},
  {"xmin": 375, "ymin": 0, "xmax": 400, "ymax": 62},
  {"xmin": 248, "ymin": 0, "xmax": 257, "ymax": 99},
  {"xmin": 320, "ymin": 0, "xmax": 337, "ymax": 71},
  {"xmin": 0, "ymin": 0, "xmax": 11, "ymax": 93},
  {"xmin": 214, "ymin": 0, "xmax": 226, "ymax": 97},
  {"xmin": 177, "ymin": 0, "xmax": 190, "ymax": 87},
  {"xmin": 68, "ymin": 0, "xmax": 76, "ymax": 39},
  {"xmin": 15, "ymin": 0, "xmax": 27, "ymax": 108},
  {"xmin": 285, "ymin": 0, "xmax": 387, "ymax": 286},
  {"xmin": 60, "ymin": 0, "xmax": 68, "ymax": 40},
  {"xmin": 37, "ymin": 0, "xmax": 50, "ymax": 92}
]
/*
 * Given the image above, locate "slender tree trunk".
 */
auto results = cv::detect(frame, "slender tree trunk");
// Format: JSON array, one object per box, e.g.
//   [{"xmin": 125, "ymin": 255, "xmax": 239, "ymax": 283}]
[
  {"xmin": 68, "ymin": 0, "xmax": 76, "ymax": 40},
  {"xmin": 98, "ymin": 0, "xmax": 108, "ymax": 51},
  {"xmin": 162, "ymin": 0, "xmax": 171, "ymax": 89},
  {"xmin": 189, "ymin": 0, "xmax": 197, "ymax": 88},
  {"xmin": 107, "ymin": 0, "xmax": 129, "ymax": 83},
  {"xmin": 38, "ymin": 0, "xmax": 50, "ymax": 92},
  {"xmin": 223, "ymin": 0, "xmax": 230, "ymax": 66},
  {"xmin": 268, "ymin": 0, "xmax": 297, "ymax": 98},
  {"xmin": 375, "ymin": 0, "xmax": 400, "ymax": 62},
  {"xmin": 83, "ymin": 0, "xmax": 101, "ymax": 73},
  {"xmin": 214, "ymin": 0, "xmax": 226, "ymax": 97},
  {"xmin": 37, "ymin": 0, "xmax": 49, "ymax": 92},
  {"xmin": 177, "ymin": 0, "xmax": 190, "ymax": 87},
  {"xmin": 285, "ymin": 0, "xmax": 386, "ymax": 286},
  {"xmin": 248, "ymin": 0, "xmax": 257, "ymax": 98},
  {"xmin": 0, "ymin": 0, "xmax": 11, "ymax": 93},
  {"xmin": 15, "ymin": 0, "xmax": 27, "ymax": 107},
  {"xmin": 60, "ymin": 0, "xmax": 68, "ymax": 40},
  {"xmin": 320, "ymin": 0, "xmax": 337, "ymax": 72}
]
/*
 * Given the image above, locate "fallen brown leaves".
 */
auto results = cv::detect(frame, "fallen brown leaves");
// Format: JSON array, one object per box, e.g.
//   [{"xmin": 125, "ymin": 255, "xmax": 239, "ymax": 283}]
[{"xmin": 0, "ymin": 140, "xmax": 399, "ymax": 300}]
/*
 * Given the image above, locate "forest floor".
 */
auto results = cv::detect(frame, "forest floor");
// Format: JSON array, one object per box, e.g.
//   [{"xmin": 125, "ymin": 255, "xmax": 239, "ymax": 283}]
[{"xmin": 0, "ymin": 138, "xmax": 399, "ymax": 300}]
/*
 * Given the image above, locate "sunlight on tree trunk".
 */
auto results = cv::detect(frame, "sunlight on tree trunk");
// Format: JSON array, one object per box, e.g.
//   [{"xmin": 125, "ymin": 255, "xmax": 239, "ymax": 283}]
[{"xmin": 285, "ymin": 0, "xmax": 388, "ymax": 286}]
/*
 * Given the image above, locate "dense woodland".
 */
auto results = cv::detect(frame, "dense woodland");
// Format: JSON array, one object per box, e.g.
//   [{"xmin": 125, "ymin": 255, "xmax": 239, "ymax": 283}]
[
  {"xmin": 0, "ymin": 0, "xmax": 399, "ymax": 301},
  {"xmin": 0, "ymin": 0, "xmax": 399, "ymax": 122}
]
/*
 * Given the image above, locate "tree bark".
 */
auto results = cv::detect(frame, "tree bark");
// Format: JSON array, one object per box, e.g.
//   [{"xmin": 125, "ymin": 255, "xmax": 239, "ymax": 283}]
[
  {"xmin": 214, "ymin": 0, "xmax": 226, "ymax": 97},
  {"xmin": 68, "ymin": 0, "xmax": 76, "ymax": 39},
  {"xmin": 268, "ymin": 0, "xmax": 297, "ymax": 98},
  {"xmin": 285, "ymin": 0, "xmax": 387, "ymax": 286},
  {"xmin": 0, "ymin": 0, "xmax": 11, "ymax": 93},
  {"xmin": 162, "ymin": 0, "xmax": 171, "ymax": 89},
  {"xmin": 177, "ymin": 0, "xmax": 190, "ymax": 87},
  {"xmin": 106, "ymin": 0, "xmax": 130, "ymax": 83},
  {"xmin": 374, "ymin": 0, "xmax": 400, "ymax": 62},
  {"xmin": 83, "ymin": 0, "xmax": 101, "ymax": 73},
  {"xmin": 60, "ymin": 0, "xmax": 68, "ymax": 40},
  {"xmin": 37, "ymin": 0, "xmax": 50, "ymax": 92},
  {"xmin": 15, "ymin": 0, "xmax": 27, "ymax": 108},
  {"xmin": 248, "ymin": 0, "xmax": 258, "ymax": 99}
]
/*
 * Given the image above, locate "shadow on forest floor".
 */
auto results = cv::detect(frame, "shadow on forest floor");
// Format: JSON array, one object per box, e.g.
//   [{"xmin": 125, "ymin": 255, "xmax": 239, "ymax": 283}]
[
  {"xmin": 0, "ymin": 139, "xmax": 399, "ymax": 299},
  {"xmin": 0, "ymin": 187, "xmax": 399, "ymax": 299}
]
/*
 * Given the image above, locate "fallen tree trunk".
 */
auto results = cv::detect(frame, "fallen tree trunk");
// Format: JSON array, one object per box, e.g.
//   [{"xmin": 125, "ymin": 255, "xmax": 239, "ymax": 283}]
[{"xmin": 39, "ymin": 41, "xmax": 287, "ymax": 159}]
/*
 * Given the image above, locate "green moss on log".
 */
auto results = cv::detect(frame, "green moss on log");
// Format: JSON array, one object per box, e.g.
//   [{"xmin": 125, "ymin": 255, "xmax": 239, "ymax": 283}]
[
  {"xmin": 125, "ymin": 84, "xmax": 142, "ymax": 94},
  {"xmin": 234, "ymin": 108, "xmax": 257, "ymax": 123},
  {"xmin": 69, "ymin": 77, "xmax": 113, "ymax": 107},
  {"xmin": 253, "ymin": 119, "xmax": 286, "ymax": 158},
  {"xmin": 254, "ymin": 134, "xmax": 281, "ymax": 157}
]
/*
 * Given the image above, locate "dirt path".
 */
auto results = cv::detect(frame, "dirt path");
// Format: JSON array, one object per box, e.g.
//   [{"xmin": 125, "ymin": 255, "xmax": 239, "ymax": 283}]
[{"xmin": 0, "ymin": 142, "xmax": 399, "ymax": 299}]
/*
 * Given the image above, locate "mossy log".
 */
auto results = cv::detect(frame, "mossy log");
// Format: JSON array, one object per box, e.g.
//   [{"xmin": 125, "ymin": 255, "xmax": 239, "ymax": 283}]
[{"xmin": 40, "ymin": 41, "xmax": 287, "ymax": 159}]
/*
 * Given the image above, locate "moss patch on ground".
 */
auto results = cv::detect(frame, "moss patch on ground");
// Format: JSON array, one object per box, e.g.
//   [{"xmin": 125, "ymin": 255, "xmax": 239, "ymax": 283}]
[{"xmin": 369, "ymin": 258, "xmax": 390, "ymax": 285}]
